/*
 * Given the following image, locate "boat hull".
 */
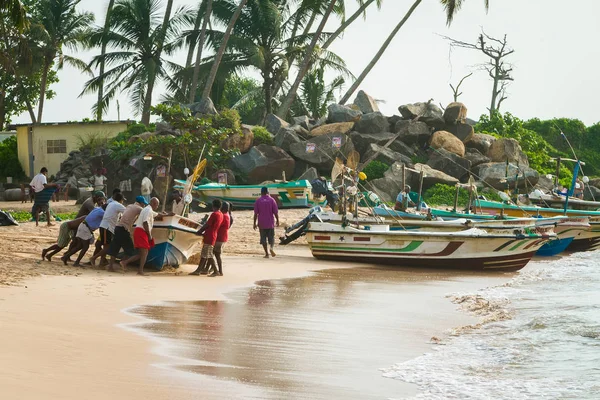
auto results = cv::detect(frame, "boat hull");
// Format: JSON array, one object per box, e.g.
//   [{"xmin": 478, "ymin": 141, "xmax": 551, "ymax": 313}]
[
  {"xmin": 307, "ymin": 222, "xmax": 549, "ymax": 272},
  {"xmin": 144, "ymin": 215, "xmax": 201, "ymax": 271}
]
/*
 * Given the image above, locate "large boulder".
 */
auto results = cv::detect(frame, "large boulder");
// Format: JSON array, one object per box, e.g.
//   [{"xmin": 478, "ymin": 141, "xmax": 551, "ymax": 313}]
[
  {"xmin": 230, "ymin": 144, "xmax": 295, "ymax": 184},
  {"xmin": 297, "ymin": 167, "xmax": 319, "ymax": 182},
  {"xmin": 189, "ymin": 97, "xmax": 218, "ymax": 116},
  {"xmin": 155, "ymin": 121, "xmax": 181, "ymax": 136},
  {"xmin": 265, "ymin": 113, "xmax": 289, "ymax": 135},
  {"xmin": 429, "ymin": 130, "xmax": 465, "ymax": 157},
  {"xmin": 465, "ymin": 133, "xmax": 496, "ymax": 155},
  {"xmin": 350, "ymin": 131, "xmax": 397, "ymax": 155},
  {"xmin": 353, "ymin": 90, "xmax": 379, "ymax": 114},
  {"xmin": 584, "ymin": 186, "xmax": 600, "ymax": 201},
  {"xmin": 443, "ymin": 102, "xmax": 468, "ymax": 125},
  {"xmin": 427, "ymin": 148, "xmax": 471, "ymax": 180},
  {"xmin": 221, "ymin": 124, "xmax": 254, "ymax": 153},
  {"xmin": 354, "ymin": 112, "xmax": 390, "ymax": 134},
  {"xmin": 289, "ymin": 133, "xmax": 354, "ymax": 172},
  {"xmin": 210, "ymin": 169, "xmax": 236, "ymax": 185},
  {"xmin": 310, "ymin": 122, "xmax": 354, "ymax": 137},
  {"xmin": 487, "ymin": 138, "xmax": 529, "ymax": 167},
  {"xmin": 292, "ymin": 124, "xmax": 310, "ymax": 138},
  {"xmin": 292, "ymin": 115, "xmax": 311, "ymax": 130},
  {"xmin": 474, "ymin": 162, "xmax": 539, "ymax": 190},
  {"xmin": 535, "ymin": 174, "xmax": 554, "ymax": 191},
  {"xmin": 363, "ymin": 143, "xmax": 413, "ymax": 168},
  {"xmin": 444, "ymin": 122, "xmax": 474, "ymax": 142},
  {"xmin": 464, "ymin": 148, "xmax": 491, "ymax": 168},
  {"xmin": 398, "ymin": 101, "xmax": 445, "ymax": 128},
  {"xmin": 394, "ymin": 120, "xmax": 431, "ymax": 145},
  {"xmin": 274, "ymin": 128, "xmax": 302, "ymax": 153},
  {"xmin": 327, "ymin": 104, "xmax": 362, "ymax": 123},
  {"xmin": 412, "ymin": 163, "xmax": 459, "ymax": 190},
  {"xmin": 589, "ymin": 178, "xmax": 600, "ymax": 188}
]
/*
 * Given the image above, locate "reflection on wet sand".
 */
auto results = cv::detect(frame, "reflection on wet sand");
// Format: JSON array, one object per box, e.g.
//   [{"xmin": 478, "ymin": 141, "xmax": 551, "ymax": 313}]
[{"xmin": 130, "ymin": 267, "xmax": 508, "ymax": 399}]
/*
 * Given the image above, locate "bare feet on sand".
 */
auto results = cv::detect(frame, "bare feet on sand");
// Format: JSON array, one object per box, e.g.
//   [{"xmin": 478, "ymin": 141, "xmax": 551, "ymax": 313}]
[
  {"xmin": 73, "ymin": 262, "xmax": 81, "ymax": 267},
  {"xmin": 61, "ymin": 256, "xmax": 68, "ymax": 265},
  {"xmin": 46, "ymin": 254, "xmax": 53, "ymax": 261},
  {"xmin": 41, "ymin": 249, "xmax": 47, "ymax": 261},
  {"xmin": 47, "ymin": 223, "xmax": 55, "ymax": 227},
  {"xmin": 137, "ymin": 272, "xmax": 147, "ymax": 276},
  {"xmin": 270, "ymin": 249, "xmax": 276, "ymax": 257},
  {"xmin": 89, "ymin": 258, "xmax": 96, "ymax": 267},
  {"xmin": 263, "ymin": 254, "xmax": 269, "ymax": 258}
]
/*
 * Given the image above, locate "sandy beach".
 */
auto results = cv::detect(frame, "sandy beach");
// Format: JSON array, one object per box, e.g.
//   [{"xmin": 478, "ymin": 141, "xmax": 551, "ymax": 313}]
[{"xmin": 0, "ymin": 203, "xmax": 509, "ymax": 399}]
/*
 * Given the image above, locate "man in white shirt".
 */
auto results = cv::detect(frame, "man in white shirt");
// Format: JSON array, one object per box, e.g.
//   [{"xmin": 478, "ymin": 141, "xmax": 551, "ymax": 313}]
[
  {"xmin": 92, "ymin": 168, "xmax": 107, "ymax": 192},
  {"xmin": 30, "ymin": 167, "xmax": 54, "ymax": 193},
  {"xmin": 141, "ymin": 177, "xmax": 153, "ymax": 204},
  {"xmin": 30, "ymin": 167, "xmax": 58, "ymax": 226},
  {"xmin": 90, "ymin": 193, "xmax": 126, "ymax": 267}
]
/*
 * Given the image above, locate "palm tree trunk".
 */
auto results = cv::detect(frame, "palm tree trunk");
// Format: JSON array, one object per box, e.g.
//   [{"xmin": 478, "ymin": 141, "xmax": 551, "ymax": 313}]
[
  {"xmin": 276, "ymin": 0, "xmax": 338, "ymax": 119},
  {"xmin": 189, "ymin": 0, "xmax": 212, "ymax": 103},
  {"xmin": 96, "ymin": 0, "xmax": 115, "ymax": 121},
  {"xmin": 142, "ymin": 0, "xmax": 174, "ymax": 125},
  {"xmin": 322, "ymin": 0, "xmax": 376, "ymax": 50},
  {"xmin": 182, "ymin": 2, "xmax": 204, "ymax": 95},
  {"xmin": 201, "ymin": 0, "xmax": 248, "ymax": 100},
  {"xmin": 36, "ymin": 56, "xmax": 52, "ymax": 123},
  {"xmin": 339, "ymin": 0, "xmax": 422, "ymax": 105},
  {"xmin": 0, "ymin": 89, "xmax": 6, "ymax": 129}
]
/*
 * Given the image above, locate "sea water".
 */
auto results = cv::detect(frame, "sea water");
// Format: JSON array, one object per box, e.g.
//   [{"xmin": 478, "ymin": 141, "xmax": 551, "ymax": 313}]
[{"xmin": 382, "ymin": 250, "xmax": 600, "ymax": 399}]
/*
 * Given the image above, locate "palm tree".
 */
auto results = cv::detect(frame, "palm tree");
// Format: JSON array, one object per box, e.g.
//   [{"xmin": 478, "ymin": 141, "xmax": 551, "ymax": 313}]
[
  {"xmin": 95, "ymin": 0, "xmax": 116, "ymax": 121},
  {"xmin": 339, "ymin": 0, "xmax": 490, "ymax": 104},
  {"xmin": 276, "ymin": 0, "xmax": 338, "ymax": 118},
  {"xmin": 82, "ymin": 0, "xmax": 190, "ymax": 121},
  {"xmin": 0, "ymin": 0, "xmax": 28, "ymax": 31},
  {"xmin": 201, "ymin": 0, "xmax": 248, "ymax": 100},
  {"xmin": 34, "ymin": 0, "xmax": 94, "ymax": 123},
  {"xmin": 298, "ymin": 66, "xmax": 344, "ymax": 119},
  {"xmin": 188, "ymin": 0, "xmax": 212, "ymax": 102}
]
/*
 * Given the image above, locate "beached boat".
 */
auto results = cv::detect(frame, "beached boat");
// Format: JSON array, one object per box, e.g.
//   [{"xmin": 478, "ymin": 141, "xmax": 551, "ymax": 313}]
[
  {"xmin": 306, "ymin": 222, "xmax": 553, "ymax": 271},
  {"xmin": 529, "ymin": 193, "xmax": 600, "ymax": 211},
  {"xmin": 144, "ymin": 215, "xmax": 201, "ymax": 271},
  {"xmin": 175, "ymin": 180, "xmax": 324, "ymax": 209}
]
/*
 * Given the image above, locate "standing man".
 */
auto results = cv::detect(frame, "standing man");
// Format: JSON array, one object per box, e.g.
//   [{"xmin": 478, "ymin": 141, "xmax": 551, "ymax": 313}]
[
  {"xmin": 172, "ymin": 190, "xmax": 185, "ymax": 215},
  {"xmin": 253, "ymin": 187, "xmax": 279, "ymax": 258},
  {"xmin": 30, "ymin": 167, "xmax": 58, "ymax": 226},
  {"xmin": 120, "ymin": 197, "xmax": 160, "ymax": 276},
  {"xmin": 211, "ymin": 201, "xmax": 232, "ymax": 277},
  {"xmin": 189, "ymin": 199, "xmax": 223, "ymax": 276},
  {"xmin": 92, "ymin": 168, "xmax": 107, "ymax": 192},
  {"xmin": 141, "ymin": 176, "xmax": 153, "ymax": 204},
  {"xmin": 90, "ymin": 192, "xmax": 126, "ymax": 267},
  {"xmin": 106, "ymin": 196, "xmax": 147, "ymax": 273}
]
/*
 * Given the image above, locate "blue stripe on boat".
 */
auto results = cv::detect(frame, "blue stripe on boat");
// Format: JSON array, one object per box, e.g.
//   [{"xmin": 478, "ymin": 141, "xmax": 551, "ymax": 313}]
[{"xmin": 536, "ymin": 237, "xmax": 575, "ymax": 257}]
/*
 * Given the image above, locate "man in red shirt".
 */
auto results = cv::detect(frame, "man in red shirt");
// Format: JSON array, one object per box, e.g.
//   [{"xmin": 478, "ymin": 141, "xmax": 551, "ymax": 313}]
[
  {"xmin": 190, "ymin": 199, "xmax": 223, "ymax": 276},
  {"xmin": 209, "ymin": 201, "xmax": 233, "ymax": 277}
]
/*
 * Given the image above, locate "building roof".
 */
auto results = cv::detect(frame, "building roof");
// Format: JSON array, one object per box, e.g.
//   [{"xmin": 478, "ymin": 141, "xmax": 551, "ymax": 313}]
[{"xmin": 8, "ymin": 120, "xmax": 134, "ymax": 129}]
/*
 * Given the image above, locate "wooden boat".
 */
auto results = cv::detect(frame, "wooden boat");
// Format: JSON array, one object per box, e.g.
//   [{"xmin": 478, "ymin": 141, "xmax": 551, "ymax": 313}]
[
  {"xmin": 175, "ymin": 179, "xmax": 324, "ymax": 209},
  {"xmin": 529, "ymin": 193, "xmax": 600, "ymax": 211},
  {"xmin": 474, "ymin": 199, "xmax": 600, "ymax": 252},
  {"xmin": 306, "ymin": 222, "xmax": 553, "ymax": 271},
  {"xmin": 143, "ymin": 215, "xmax": 201, "ymax": 271}
]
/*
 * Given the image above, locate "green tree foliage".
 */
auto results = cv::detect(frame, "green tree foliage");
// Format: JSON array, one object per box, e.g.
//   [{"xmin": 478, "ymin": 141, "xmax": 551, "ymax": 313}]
[
  {"xmin": 0, "ymin": 136, "xmax": 26, "ymax": 179},
  {"xmin": 423, "ymin": 183, "xmax": 469, "ymax": 206},
  {"xmin": 217, "ymin": 75, "xmax": 264, "ymax": 125},
  {"xmin": 361, "ymin": 160, "xmax": 389, "ymax": 181},
  {"xmin": 294, "ymin": 67, "xmax": 344, "ymax": 119},
  {"xmin": 251, "ymin": 126, "xmax": 273, "ymax": 146}
]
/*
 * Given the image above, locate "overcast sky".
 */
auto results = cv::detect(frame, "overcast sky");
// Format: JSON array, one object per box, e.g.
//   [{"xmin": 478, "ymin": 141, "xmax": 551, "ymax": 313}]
[{"xmin": 13, "ymin": 0, "xmax": 600, "ymax": 126}]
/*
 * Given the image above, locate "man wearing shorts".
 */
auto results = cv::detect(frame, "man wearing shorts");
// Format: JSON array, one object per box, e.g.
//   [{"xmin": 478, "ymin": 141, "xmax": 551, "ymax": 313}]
[
  {"xmin": 61, "ymin": 204, "xmax": 106, "ymax": 266},
  {"xmin": 189, "ymin": 199, "xmax": 223, "ymax": 276},
  {"xmin": 253, "ymin": 187, "xmax": 279, "ymax": 258},
  {"xmin": 210, "ymin": 201, "xmax": 232, "ymax": 277},
  {"xmin": 120, "ymin": 197, "xmax": 160, "ymax": 276},
  {"xmin": 41, "ymin": 216, "xmax": 86, "ymax": 261},
  {"xmin": 90, "ymin": 192, "xmax": 126, "ymax": 267},
  {"xmin": 107, "ymin": 196, "xmax": 147, "ymax": 273}
]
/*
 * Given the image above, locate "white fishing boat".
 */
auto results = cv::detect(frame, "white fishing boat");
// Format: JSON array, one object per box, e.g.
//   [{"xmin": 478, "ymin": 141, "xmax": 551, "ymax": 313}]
[
  {"xmin": 306, "ymin": 222, "xmax": 554, "ymax": 271},
  {"xmin": 144, "ymin": 215, "xmax": 201, "ymax": 271}
]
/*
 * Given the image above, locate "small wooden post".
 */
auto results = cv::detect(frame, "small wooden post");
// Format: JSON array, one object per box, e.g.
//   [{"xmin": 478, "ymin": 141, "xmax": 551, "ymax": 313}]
[
  {"xmin": 555, "ymin": 156, "xmax": 561, "ymax": 189},
  {"xmin": 161, "ymin": 148, "xmax": 173, "ymax": 213},
  {"xmin": 453, "ymin": 184, "xmax": 460, "ymax": 212},
  {"xmin": 467, "ymin": 175, "xmax": 474, "ymax": 213},
  {"xmin": 416, "ymin": 170, "xmax": 424, "ymax": 211},
  {"xmin": 402, "ymin": 164, "xmax": 406, "ymax": 192}
]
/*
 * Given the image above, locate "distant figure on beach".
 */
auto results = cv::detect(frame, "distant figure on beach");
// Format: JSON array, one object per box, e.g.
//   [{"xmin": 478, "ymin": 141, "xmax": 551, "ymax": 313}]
[
  {"xmin": 107, "ymin": 188, "xmax": 121, "ymax": 204},
  {"xmin": 90, "ymin": 192, "xmax": 126, "ymax": 267},
  {"xmin": 120, "ymin": 197, "xmax": 160, "ymax": 276},
  {"xmin": 394, "ymin": 185, "xmax": 415, "ymax": 212},
  {"xmin": 41, "ymin": 216, "xmax": 86, "ymax": 261},
  {"xmin": 212, "ymin": 201, "xmax": 232, "ymax": 277},
  {"xmin": 76, "ymin": 191, "xmax": 105, "ymax": 218},
  {"xmin": 172, "ymin": 190, "xmax": 184, "ymax": 215},
  {"xmin": 29, "ymin": 167, "xmax": 58, "ymax": 226},
  {"xmin": 62, "ymin": 204, "xmax": 107, "ymax": 266},
  {"xmin": 189, "ymin": 199, "xmax": 223, "ymax": 276},
  {"xmin": 141, "ymin": 177, "xmax": 153, "ymax": 204},
  {"xmin": 92, "ymin": 168, "xmax": 107, "ymax": 192},
  {"xmin": 106, "ymin": 196, "xmax": 147, "ymax": 273},
  {"xmin": 254, "ymin": 187, "xmax": 279, "ymax": 258},
  {"xmin": 575, "ymin": 178, "xmax": 585, "ymax": 199}
]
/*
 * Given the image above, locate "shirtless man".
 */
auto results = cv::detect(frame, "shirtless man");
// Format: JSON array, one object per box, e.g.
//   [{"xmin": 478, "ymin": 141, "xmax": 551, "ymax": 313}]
[{"xmin": 41, "ymin": 216, "xmax": 86, "ymax": 261}]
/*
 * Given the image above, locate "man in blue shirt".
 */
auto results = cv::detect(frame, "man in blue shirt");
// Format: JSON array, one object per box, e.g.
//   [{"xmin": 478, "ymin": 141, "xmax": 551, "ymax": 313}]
[
  {"xmin": 394, "ymin": 185, "xmax": 415, "ymax": 212},
  {"xmin": 61, "ymin": 204, "xmax": 107, "ymax": 266}
]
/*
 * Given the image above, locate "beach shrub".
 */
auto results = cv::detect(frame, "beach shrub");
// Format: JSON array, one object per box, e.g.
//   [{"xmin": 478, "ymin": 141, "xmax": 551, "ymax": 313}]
[
  {"xmin": 0, "ymin": 136, "xmax": 26, "ymax": 180},
  {"xmin": 212, "ymin": 108, "xmax": 242, "ymax": 134},
  {"xmin": 361, "ymin": 160, "xmax": 389, "ymax": 181},
  {"xmin": 252, "ymin": 126, "xmax": 274, "ymax": 146},
  {"xmin": 423, "ymin": 183, "xmax": 470, "ymax": 207}
]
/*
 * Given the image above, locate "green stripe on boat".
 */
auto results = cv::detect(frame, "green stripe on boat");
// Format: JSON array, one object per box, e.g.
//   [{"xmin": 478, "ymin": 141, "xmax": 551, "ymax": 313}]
[{"xmin": 312, "ymin": 241, "xmax": 423, "ymax": 253}]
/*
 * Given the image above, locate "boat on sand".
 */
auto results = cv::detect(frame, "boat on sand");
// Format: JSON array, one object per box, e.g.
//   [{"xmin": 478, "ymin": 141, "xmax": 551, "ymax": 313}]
[{"xmin": 144, "ymin": 215, "xmax": 200, "ymax": 271}]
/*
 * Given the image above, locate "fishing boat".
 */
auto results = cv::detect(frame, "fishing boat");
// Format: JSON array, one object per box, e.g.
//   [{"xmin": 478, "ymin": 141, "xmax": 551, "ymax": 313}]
[
  {"xmin": 143, "ymin": 214, "xmax": 201, "ymax": 271},
  {"xmin": 306, "ymin": 222, "xmax": 553, "ymax": 271},
  {"xmin": 175, "ymin": 179, "xmax": 324, "ymax": 209}
]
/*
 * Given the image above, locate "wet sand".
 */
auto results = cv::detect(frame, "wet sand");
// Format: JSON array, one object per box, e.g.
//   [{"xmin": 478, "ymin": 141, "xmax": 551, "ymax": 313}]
[{"xmin": 0, "ymin": 207, "xmax": 511, "ymax": 399}]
